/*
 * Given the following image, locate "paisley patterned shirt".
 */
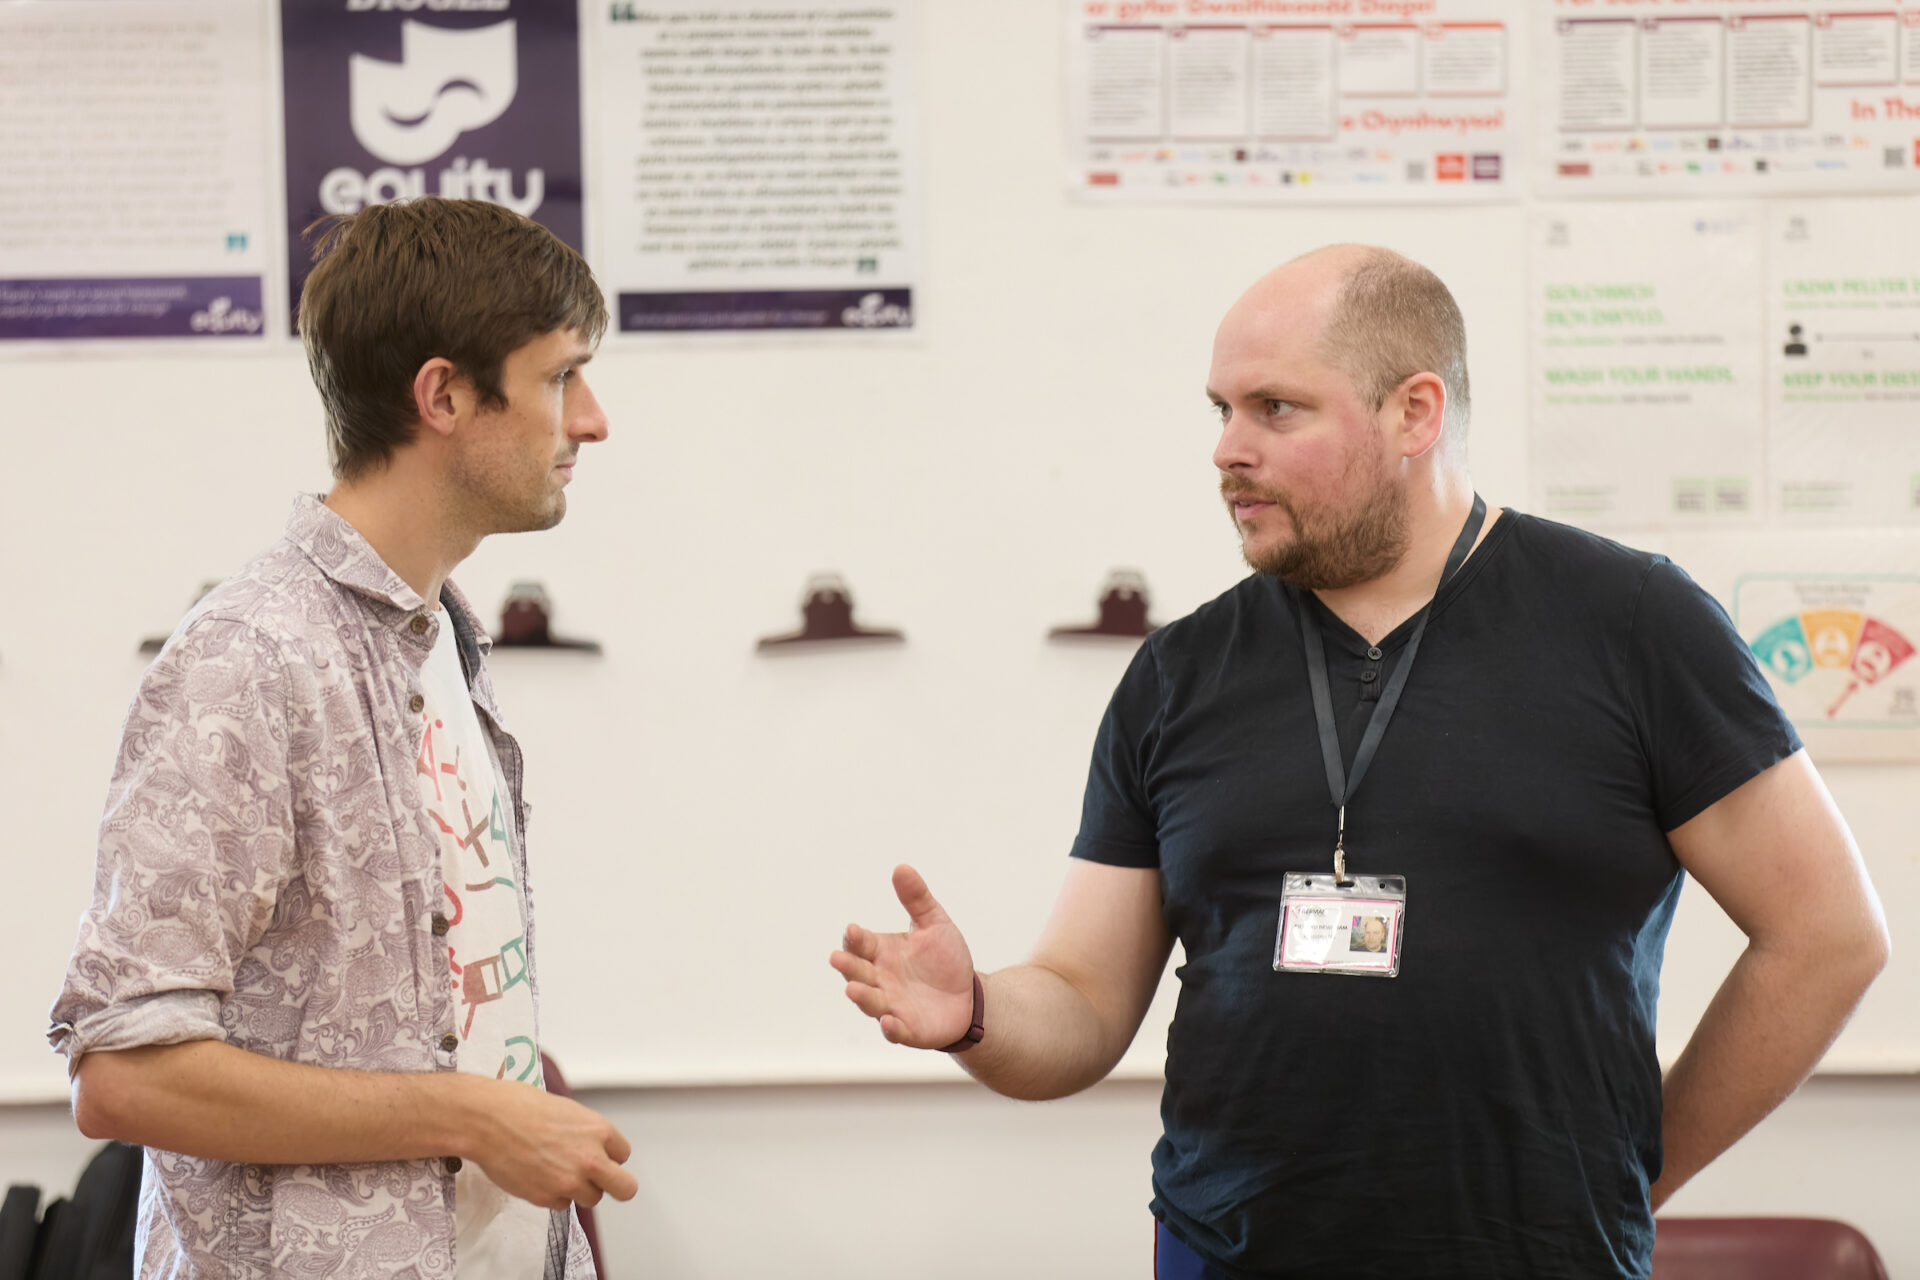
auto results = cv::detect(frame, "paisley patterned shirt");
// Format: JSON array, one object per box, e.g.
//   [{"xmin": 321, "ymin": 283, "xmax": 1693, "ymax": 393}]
[{"xmin": 49, "ymin": 495, "xmax": 597, "ymax": 1280}]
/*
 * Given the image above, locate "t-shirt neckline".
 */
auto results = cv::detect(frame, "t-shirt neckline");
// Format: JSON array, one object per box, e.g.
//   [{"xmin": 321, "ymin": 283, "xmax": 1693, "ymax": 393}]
[{"xmin": 1286, "ymin": 508, "xmax": 1520, "ymax": 656}]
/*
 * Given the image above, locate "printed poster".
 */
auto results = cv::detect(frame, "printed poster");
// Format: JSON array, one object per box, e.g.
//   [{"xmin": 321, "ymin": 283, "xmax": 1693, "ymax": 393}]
[
  {"xmin": 1737, "ymin": 574, "xmax": 1920, "ymax": 762},
  {"xmin": 1538, "ymin": 0, "xmax": 1920, "ymax": 197},
  {"xmin": 1768, "ymin": 198, "xmax": 1920, "ymax": 524},
  {"xmin": 1064, "ymin": 0, "xmax": 1522, "ymax": 203},
  {"xmin": 1528, "ymin": 203, "xmax": 1766, "ymax": 528},
  {"xmin": 281, "ymin": 0, "xmax": 584, "ymax": 332},
  {"xmin": 592, "ymin": 1, "xmax": 920, "ymax": 334},
  {"xmin": 0, "ymin": 0, "xmax": 271, "ymax": 344}
]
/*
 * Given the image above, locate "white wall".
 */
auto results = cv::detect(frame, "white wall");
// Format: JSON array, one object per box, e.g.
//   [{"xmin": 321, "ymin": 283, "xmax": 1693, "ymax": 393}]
[
  {"xmin": 6, "ymin": 1075, "xmax": 1918, "ymax": 1277},
  {"xmin": 1, "ymin": 0, "xmax": 1915, "ymax": 1268}
]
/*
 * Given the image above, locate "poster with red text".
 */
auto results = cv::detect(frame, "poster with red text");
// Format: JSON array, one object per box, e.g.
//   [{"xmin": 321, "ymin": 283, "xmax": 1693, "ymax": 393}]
[
  {"xmin": 1065, "ymin": 0, "xmax": 1521, "ymax": 202},
  {"xmin": 1537, "ymin": 0, "xmax": 1920, "ymax": 196}
]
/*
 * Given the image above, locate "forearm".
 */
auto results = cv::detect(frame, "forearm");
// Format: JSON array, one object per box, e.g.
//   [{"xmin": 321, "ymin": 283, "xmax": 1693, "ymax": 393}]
[
  {"xmin": 74, "ymin": 1040, "xmax": 486, "ymax": 1166},
  {"xmin": 1651, "ymin": 937, "xmax": 1884, "ymax": 1208},
  {"xmin": 955, "ymin": 963, "xmax": 1134, "ymax": 1102}
]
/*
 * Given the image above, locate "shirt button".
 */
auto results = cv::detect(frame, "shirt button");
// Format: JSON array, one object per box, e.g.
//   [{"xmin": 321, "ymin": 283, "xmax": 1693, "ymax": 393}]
[
  {"xmin": 431, "ymin": 913, "xmax": 449, "ymax": 937},
  {"xmin": 409, "ymin": 694, "xmax": 425, "ymax": 713},
  {"xmin": 440, "ymin": 1033, "xmax": 458, "ymax": 1052},
  {"xmin": 1360, "ymin": 670, "xmax": 1378, "ymax": 683},
  {"xmin": 444, "ymin": 1156, "xmax": 462, "ymax": 1173},
  {"xmin": 1366, "ymin": 646, "xmax": 1383, "ymax": 660},
  {"xmin": 411, "ymin": 616, "xmax": 430, "ymax": 635}
]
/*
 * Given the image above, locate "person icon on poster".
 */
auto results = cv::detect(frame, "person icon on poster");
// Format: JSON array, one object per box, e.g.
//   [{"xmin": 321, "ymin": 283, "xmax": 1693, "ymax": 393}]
[{"xmin": 1784, "ymin": 323, "xmax": 1808, "ymax": 356}]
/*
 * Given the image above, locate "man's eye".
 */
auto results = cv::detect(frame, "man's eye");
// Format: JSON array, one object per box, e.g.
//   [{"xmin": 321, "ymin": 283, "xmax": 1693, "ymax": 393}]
[
  {"xmin": 1266, "ymin": 399, "xmax": 1294, "ymax": 417},
  {"xmin": 1211, "ymin": 402, "xmax": 1230, "ymax": 423}
]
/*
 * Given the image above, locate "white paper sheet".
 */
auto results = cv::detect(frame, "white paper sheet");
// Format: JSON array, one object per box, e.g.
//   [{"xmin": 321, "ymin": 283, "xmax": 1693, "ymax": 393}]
[
  {"xmin": 1768, "ymin": 198, "xmax": 1920, "ymax": 525},
  {"xmin": 0, "ymin": 0, "xmax": 272, "ymax": 345},
  {"xmin": 1066, "ymin": 0, "xmax": 1521, "ymax": 203},
  {"xmin": 590, "ymin": 0, "xmax": 921, "ymax": 335},
  {"xmin": 1536, "ymin": 1, "xmax": 1920, "ymax": 197},
  {"xmin": 1528, "ymin": 203, "xmax": 1767, "ymax": 528}
]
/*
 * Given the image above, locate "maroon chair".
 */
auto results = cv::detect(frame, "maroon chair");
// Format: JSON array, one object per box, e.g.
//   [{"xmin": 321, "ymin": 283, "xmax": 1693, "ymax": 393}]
[
  {"xmin": 540, "ymin": 1052, "xmax": 607, "ymax": 1279},
  {"xmin": 1653, "ymin": 1217, "xmax": 1889, "ymax": 1280}
]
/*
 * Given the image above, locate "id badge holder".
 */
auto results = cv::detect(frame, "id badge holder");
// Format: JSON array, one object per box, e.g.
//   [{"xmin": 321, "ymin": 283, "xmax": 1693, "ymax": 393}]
[{"xmin": 1273, "ymin": 872, "xmax": 1407, "ymax": 978}]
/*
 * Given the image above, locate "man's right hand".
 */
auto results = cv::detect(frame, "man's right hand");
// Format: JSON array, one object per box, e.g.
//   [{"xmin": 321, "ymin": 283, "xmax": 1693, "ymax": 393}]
[
  {"xmin": 461, "ymin": 1076, "xmax": 638, "ymax": 1211},
  {"xmin": 830, "ymin": 864, "xmax": 976, "ymax": 1049}
]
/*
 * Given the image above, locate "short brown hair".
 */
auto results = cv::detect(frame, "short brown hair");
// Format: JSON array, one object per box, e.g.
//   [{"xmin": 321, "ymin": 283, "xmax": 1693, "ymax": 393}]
[
  {"xmin": 299, "ymin": 198, "xmax": 608, "ymax": 480},
  {"xmin": 1316, "ymin": 248, "xmax": 1471, "ymax": 444}
]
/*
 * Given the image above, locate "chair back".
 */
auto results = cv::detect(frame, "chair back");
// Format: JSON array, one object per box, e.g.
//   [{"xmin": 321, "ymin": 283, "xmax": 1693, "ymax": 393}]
[
  {"xmin": 542, "ymin": 1053, "xmax": 608, "ymax": 1280},
  {"xmin": 1653, "ymin": 1217, "xmax": 1889, "ymax": 1280}
]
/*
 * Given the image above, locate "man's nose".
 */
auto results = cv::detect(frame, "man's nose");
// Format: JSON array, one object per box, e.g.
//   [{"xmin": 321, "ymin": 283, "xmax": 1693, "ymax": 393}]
[
  {"xmin": 1212, "ymin": 411, "xmax": 1257, "ymax": 473},
  {"xmin": 570, "ymin": 377, "xmax": 610, "ymax": 443}
]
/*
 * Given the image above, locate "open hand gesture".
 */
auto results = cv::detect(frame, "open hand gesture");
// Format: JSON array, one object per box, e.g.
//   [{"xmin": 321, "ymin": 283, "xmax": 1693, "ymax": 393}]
[{"xmin": 830, "ymin": 864, "xmax": 975, "ymax": 1049}]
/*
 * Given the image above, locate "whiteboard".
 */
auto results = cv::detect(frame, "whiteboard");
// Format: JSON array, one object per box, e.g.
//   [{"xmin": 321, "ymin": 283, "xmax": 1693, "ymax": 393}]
[{"xmin": 2, "ymin": 0, "xmax": 1915, "ymax": 1102}]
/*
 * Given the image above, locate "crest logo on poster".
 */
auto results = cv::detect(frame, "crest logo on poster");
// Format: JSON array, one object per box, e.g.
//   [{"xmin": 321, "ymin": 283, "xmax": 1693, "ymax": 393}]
[
  {"xmin": 350, "ymin": 21, "xmax": 517, "ymax": 164},
  {"xmin": 841, "ymin": 293, "xmax": 911, "ymax": 328},
  {"xmin": 190, "ymin": 297, "xmax": 263, "ymax": 334}
]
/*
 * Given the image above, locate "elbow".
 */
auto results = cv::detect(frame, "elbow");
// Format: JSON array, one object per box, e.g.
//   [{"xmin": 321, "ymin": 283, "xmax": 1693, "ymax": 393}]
[
  {"xmin": 1864, "ymin": 919, "xmax": 1892, "ymax": 983},
  {"xmin": 71, "ymin": 1053, "xmax": 135, "ymax": 1142}
]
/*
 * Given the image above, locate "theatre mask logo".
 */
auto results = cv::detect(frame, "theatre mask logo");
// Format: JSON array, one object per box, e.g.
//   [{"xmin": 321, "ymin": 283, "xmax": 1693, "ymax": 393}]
[
  {"xmin": 281, "ymin": 0, "xmax": 583, "ymax": 329},
  {"xmin": 350, "ymin": 22, "xmax": 518, "ymax": 166}
]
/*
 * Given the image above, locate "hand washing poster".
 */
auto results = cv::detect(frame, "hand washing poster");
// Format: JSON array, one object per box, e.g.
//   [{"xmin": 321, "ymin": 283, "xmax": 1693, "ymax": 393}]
[{"xmin": 1528, "ymin": 202, "xmax": 1766, "ymax": 528}]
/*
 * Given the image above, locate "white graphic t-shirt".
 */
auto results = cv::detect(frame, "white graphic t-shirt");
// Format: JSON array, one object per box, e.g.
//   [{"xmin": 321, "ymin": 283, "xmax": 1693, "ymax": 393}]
[{"xmin": 414, "ymin": 614, "xmax": 551, "ymax": 1278}]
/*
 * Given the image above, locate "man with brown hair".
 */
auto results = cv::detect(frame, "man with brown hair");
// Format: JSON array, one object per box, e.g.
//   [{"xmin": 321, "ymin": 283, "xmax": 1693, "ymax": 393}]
[
  {"xmin": 51, "ymin": 198, "xmax": 629, "ymax": 1279},
  {"xmin": 833, "ymin": 245, "xmax": 1888, "ymax": 1278}
]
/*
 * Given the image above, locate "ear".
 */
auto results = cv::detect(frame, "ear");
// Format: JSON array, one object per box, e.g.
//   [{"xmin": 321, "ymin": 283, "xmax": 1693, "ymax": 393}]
[
  {"xmin": 1389, "ymin": 371, "xmax": 1448, "ymax": 460},
  {"xmin": 410, "ymin": 357, "xmax": 464, "ymax": 442}
]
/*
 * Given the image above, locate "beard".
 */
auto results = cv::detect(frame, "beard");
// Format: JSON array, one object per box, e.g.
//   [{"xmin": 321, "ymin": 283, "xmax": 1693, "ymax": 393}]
[
  {"xmin": 444, "ymin": 446, "xmax": 570, "ymax": 536},
  {"xmin": 1221, "ymin": 444, "xmax": 1409, "ymax": 590}
]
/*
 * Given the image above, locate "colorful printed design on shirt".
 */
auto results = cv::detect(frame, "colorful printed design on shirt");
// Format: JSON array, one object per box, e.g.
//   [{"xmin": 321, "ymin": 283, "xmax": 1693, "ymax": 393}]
[
  {"xmin": 417, "ymin": 700, "xmax": 539, "ymax": 1082},
  {"xmin": 1736, "ymin": 574, "xmax": 1920, "ymax": 730}
]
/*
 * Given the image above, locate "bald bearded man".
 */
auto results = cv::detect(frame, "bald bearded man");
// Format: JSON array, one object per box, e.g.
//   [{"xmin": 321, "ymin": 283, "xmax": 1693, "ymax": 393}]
[{"xmin": 831, "ymin": 246, "xmax": 1888, "ymax": 1279}]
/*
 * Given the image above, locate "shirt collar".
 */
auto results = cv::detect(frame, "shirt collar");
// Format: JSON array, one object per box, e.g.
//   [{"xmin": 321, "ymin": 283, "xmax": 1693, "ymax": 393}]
[
  {"xmin": 285, "ymin": 494, "xmax": 427, "ymax": 613},
  {"xmin": 283, "ymin": 495, "xmax": 492, "ymax": 656}
]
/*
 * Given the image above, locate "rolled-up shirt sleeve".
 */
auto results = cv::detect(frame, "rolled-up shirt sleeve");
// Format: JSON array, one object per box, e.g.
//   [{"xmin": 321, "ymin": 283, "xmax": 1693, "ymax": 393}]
[{"xmin": 50, "ymin": 615, "xmax": 296, "ymax": 1073}]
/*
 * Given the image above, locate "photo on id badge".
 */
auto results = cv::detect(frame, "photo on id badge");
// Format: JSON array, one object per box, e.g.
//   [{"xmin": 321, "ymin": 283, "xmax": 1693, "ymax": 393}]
[{"xmin": 1274, "ymin": 875, "xmax": 1405, "ymax": 977}]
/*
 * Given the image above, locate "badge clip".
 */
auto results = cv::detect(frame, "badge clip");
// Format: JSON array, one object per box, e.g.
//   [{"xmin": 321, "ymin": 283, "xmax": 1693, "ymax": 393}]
[{"xmin": 1333, "ymin": 804, "xmax": 1349, "ymax": 885}]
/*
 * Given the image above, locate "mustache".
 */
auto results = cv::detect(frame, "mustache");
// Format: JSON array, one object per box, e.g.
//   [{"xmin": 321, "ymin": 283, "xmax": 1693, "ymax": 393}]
[{"xmin": 1219, "ymin": 475, "xmax": 1287, "ymax": 506}]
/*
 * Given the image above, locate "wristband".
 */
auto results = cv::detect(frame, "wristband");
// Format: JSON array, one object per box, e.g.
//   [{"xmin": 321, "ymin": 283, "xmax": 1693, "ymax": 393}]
[{"xmin": 939, "ymin": 973, "xmax": 985, "ymax": 1053}]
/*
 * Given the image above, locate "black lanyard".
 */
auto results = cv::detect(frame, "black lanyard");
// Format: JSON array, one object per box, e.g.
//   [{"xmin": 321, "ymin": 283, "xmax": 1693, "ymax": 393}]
[{"xmin": 1288, "ymin": 494, "xmax": 1486, "ymax": 882}]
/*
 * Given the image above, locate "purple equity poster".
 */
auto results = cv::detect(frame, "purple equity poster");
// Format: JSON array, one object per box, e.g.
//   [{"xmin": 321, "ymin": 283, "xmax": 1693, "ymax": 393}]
[
  {"xmin": 0, "ymin": 0, "xmax": 272, "ymax": 345},
  {"xmin": 280, "ymin": 0, "xmax": 585, "ymax": 334}
]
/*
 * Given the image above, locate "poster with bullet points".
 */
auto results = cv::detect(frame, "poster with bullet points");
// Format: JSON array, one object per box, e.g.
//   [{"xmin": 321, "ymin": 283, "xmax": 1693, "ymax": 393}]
[
  {"xmin": 1536, "ymin": 1, "xmax": 1920, "ymax": 197},
  {"xmin": 1064, "ymin": 0, "xmax": 1521, "ymax": 203}
]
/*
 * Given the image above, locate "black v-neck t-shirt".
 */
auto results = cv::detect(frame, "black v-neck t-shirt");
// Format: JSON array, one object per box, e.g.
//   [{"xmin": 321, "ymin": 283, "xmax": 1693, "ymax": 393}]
[{"xmin": 1071, "ymin": 512, "xmax": 1799, "ymax": 1279}]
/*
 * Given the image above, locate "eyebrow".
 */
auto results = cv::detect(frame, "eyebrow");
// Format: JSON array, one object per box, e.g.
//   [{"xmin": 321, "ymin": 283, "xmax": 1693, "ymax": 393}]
[
  {"xmin": 1204, "ymin": 383, "xmax": 1309, "ymax": 403},
  {"xmin": 550, "ymin": 349, "xmax": 595, "ymax": 376}
]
